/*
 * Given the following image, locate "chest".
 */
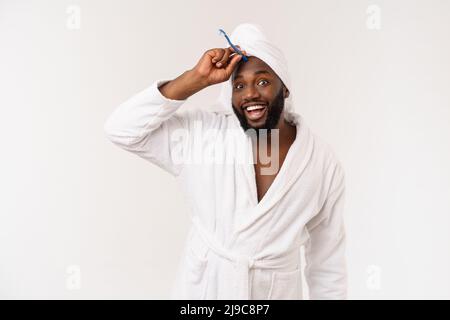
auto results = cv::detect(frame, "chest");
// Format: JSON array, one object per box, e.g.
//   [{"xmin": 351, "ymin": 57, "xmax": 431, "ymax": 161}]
[{"xmin": 254, "ymin": 143, "xmax": 291, "ymax": 203}]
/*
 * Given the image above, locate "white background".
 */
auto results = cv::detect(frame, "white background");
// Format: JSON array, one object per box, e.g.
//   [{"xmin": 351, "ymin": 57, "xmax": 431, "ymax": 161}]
[{"xmin": 1, "ymin": 0, "xmax": 449, "ymax": 299}]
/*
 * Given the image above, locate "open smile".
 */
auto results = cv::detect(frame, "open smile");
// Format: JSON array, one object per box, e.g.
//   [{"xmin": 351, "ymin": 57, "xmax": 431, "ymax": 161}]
[{"xmin": 243, "ymin": 104, "xmax": 267, "ymax": 121}]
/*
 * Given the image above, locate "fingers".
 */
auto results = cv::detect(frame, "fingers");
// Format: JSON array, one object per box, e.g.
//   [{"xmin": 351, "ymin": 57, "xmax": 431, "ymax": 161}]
[
  {"xmin": 212, "ymin": 48, "xmax": 231, "ymax": 68},
  {"xmin": 219, "ymin": 48, "xmax": 233, "ymax": 67},
  {"xmin": 211, "ymin": 46, "xmax": 247, "ymax": 68},
  {"xmin": 211, "ymin": 48, "xmax": 225, "ymax": 64}
]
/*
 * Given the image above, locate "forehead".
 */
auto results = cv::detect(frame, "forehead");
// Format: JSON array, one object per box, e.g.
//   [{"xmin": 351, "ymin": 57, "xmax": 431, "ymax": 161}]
[{"xmin": 232, "ymin": 56, "xmax": 277, "ymax": 81}]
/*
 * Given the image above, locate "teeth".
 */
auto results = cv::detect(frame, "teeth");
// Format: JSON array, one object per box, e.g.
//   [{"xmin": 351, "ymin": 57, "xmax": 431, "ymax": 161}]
[{"xmin": 245, "ymin": 105, "xmax": 266, "ymax": 111}]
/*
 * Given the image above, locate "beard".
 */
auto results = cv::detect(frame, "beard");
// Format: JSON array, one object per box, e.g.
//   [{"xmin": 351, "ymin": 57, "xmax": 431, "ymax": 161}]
[{"xmin": 232, "ymin": 87, "xmax": 285, "ymax": 134}]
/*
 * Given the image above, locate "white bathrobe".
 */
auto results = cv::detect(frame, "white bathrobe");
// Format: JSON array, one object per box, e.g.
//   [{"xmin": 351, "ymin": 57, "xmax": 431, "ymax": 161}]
[{"xmin": 103, "ymin": 79, "xmax": 347, "ymax": 299}]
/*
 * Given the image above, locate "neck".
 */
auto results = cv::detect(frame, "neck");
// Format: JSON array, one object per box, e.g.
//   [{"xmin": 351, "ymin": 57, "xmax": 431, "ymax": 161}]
[{"xmin": 255, "ymin": 113, "xmax": 297, "ymax": 147}]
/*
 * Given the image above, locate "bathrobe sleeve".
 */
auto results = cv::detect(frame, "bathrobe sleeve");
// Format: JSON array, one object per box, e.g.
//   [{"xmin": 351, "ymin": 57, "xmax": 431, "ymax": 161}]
[
  {"xmin": 304, "ymin": 163, "xmax": 347, "ymax": 299},
  {"xmin": 103, "ymin": 79, "xmax": 189, "ymax": 176}
]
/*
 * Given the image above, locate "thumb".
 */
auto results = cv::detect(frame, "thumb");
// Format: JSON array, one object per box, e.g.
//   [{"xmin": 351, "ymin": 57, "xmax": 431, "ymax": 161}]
[{"xmin": 225, "ymin": 54, "xmax": 242, "ymax": 76}]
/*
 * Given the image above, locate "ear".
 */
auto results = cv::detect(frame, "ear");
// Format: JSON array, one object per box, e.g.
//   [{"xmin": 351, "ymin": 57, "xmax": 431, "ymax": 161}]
[{"xmin": 283, "ymin": 86, "xmax": 290, "ymax": 98}]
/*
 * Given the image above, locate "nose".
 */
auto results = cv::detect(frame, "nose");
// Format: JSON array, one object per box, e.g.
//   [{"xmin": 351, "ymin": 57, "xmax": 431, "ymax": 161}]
[{"xmin": 242, "ymin": 84, "xmax": 261, "ymax": 102}]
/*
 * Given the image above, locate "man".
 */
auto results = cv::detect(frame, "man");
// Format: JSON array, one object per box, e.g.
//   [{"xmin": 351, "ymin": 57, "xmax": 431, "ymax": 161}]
[{"xmin": 104, "ymin": 23, "xmax": 347, "ymax": 299}]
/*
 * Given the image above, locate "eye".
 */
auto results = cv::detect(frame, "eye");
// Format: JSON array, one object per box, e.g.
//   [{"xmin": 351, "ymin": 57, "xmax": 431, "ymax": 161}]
[{"xmin": 234, "ymin": 79, "xmax": 268, "ymax": 90}]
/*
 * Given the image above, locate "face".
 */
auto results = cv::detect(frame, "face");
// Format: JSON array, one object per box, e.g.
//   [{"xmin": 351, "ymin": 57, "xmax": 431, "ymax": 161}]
[{"xmin": 231, "ymin": 56, "xmax": 289, "ymax": 131}]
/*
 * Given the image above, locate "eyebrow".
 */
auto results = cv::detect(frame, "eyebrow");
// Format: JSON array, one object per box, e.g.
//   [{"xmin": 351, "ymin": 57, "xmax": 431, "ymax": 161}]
[{"xmin": 233, "ymin": 70, "xmax": 271, "ymax": 81}]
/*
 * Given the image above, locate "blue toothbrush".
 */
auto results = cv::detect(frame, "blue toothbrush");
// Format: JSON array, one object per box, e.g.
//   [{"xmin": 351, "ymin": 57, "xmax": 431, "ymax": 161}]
[{"xmin": 218, "ymin": 28, "xmax": 248, "ymax": 62}]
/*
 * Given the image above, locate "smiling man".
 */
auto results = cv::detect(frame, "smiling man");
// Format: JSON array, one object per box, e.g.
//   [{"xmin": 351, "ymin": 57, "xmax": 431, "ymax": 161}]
[
  {"xmin": 231, "ymin": 55, "xmax": 298, "ymax": 202},
  {"xmin": 104, "ymin": 23, "xmax": 347, "ymax": 300}
]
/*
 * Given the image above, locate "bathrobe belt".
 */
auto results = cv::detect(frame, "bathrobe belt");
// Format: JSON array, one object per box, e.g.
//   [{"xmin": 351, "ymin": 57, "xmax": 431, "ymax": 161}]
[{"xmin": 192, "ymin": 216, "xmax": 300, "ymax": 299}]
